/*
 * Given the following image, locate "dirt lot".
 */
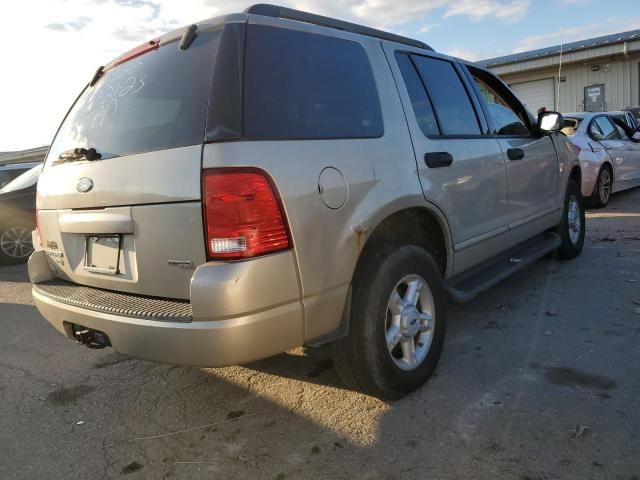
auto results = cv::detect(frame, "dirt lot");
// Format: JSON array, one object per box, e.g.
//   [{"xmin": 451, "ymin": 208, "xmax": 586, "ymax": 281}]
[{"xmin": 1, "ymin": 188, "xmax": 640, "ymax": 480}]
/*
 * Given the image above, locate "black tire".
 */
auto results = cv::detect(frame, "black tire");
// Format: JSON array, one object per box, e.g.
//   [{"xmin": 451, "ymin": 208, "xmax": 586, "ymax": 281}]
[
  {"xmin": 555, "ymin": 179, "xmax": 585, "ymax": 260},
  {"xmin": 0, "ymin": 219, "xmax": 35, "ymax": 265},
  {"xmin": 331, "ymin": 245, "xmax": 446, "ymax": 400},
  {"xmin": 588, "ymin": 164, "xmax": 612, "ymax": 208}
]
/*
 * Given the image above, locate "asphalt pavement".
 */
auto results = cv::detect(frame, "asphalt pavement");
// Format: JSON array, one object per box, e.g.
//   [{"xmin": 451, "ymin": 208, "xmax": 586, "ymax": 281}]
[{"xmin": 1, "ymin": 188, "xmax": 639, "ymax": 480}]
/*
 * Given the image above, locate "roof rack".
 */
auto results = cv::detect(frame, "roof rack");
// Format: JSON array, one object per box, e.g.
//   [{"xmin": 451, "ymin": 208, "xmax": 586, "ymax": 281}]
[{"xmin": 245, "ymin": 4, "xmax": 433, "ymax": 51}]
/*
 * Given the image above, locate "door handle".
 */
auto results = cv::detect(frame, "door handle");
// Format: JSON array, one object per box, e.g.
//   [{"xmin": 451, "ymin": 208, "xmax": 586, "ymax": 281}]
[
  {"xmin": 507, "ymin": 148, "xmax": 525, "ymax": 160},
  {"xmin": 424, "ymin": 152, "xmax": 453, "ymax": 168}
]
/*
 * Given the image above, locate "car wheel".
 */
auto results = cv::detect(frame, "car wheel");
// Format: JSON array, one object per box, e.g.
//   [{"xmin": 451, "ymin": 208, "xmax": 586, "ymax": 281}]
[
  {"xmin": 0, "ymin": 220, "xmax": 35, "ymax": 264},
  {"xmin": 331, "ymin": 245, "xmax": 446, "ymax": 400},
  {"xmin": 589, "ymin": 165, "xmax": 612, "ymax": 208},
  {"xmin": 555, "ymin": 179, "xmax": 585, "ymax": 260}
]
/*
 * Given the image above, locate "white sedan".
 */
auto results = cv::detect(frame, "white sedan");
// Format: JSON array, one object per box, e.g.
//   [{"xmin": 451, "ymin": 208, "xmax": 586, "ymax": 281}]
[{"xmin": 562, "ymin": 112, "xmax": 640, "ymax": 207}]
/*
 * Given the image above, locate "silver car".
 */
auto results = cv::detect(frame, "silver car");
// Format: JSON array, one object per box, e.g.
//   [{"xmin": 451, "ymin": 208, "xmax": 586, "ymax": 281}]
[
  {"xmin": 30, "ymin": 4, "xmax": 583, "ymax": 399},
  {"xmin": 562, "ymin": 112, "xmax": 640, "ymax": 207}
]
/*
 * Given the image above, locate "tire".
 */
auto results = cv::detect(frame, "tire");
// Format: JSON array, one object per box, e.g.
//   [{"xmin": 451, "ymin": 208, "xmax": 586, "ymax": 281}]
[
  {"xmin": 0, "ymin": 219, "xmax": 35, "ymax": 265},
  {"xmin": 588, "ymin": 165, "xmax": 612, "ymax": 208},
  {"xmin": 331, "ymin": 245, "xmax": 446, "ymax": 400},
  {"xmin": 555, "ymin": 179, "xmax": 585, "ymax": 260}
]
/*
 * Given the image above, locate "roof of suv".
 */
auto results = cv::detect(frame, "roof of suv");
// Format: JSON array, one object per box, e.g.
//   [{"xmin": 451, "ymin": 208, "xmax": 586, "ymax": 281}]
[
  {"xmin": 104, "ymin": 4, "xmax": 437, "ymax": 75},
  {"xmin": 243, "ymin": 4, "xmax": 434, "ymax": 51}
]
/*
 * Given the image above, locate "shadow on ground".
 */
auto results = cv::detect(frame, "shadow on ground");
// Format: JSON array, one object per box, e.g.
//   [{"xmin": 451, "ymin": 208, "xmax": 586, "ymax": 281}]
[{"xmin": 1, "ymin": 190, "xmax": 640, "ymax": 479}]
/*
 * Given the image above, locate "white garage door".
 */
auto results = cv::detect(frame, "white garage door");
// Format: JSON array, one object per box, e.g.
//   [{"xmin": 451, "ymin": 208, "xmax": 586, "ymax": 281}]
[{"xmin": 509, "ymin": 79, "xmax": 555, "ymax": 115}]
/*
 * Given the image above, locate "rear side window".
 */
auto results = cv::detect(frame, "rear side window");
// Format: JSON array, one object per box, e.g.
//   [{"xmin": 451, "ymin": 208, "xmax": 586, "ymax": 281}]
[
  {"xmin": 45, "ymin": 31, "xmax": 220, "ymax": 164},
  {"xmin": 411, "ymin": 56, "xmax": 481, "ymax": 136},
  {"xmin": 244, "ymin": 26, "xmax": 383, "ymax": 139},
  {"xmin": 589, "ymin": 116, "xmax": 620, "ymax": 141}
]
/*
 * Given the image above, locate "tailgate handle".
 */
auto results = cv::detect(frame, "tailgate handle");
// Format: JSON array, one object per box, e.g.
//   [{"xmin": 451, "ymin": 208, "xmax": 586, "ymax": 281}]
[{"xmin": 58, "ymin": 212, "xmax": 134, "ymax": 234}]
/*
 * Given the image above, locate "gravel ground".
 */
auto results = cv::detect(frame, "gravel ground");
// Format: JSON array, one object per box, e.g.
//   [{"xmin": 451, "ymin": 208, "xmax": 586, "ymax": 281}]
[{"xmin": 1, "ymin": 188, "xmax": 639, "ymax": 480}]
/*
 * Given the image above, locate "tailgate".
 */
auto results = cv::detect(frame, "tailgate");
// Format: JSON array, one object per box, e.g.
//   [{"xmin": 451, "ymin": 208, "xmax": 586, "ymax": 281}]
[
  {"xmin": 35, "ymin": 29, "xmax": 221, "ymax": 300},
  {"xmin": 37, "ymin": 146, "xmax": 206, "ymax": 300}
]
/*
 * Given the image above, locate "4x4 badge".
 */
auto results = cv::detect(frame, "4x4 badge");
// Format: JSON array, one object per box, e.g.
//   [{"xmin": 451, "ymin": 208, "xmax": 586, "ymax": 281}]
[{"xmin": 76, "ymin": 177, "xmax": 94, "ymax": 193}]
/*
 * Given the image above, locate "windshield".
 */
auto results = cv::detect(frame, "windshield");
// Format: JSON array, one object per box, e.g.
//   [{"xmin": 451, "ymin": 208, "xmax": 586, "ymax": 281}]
[
  {"xmin": 45, "ymin": 31, "xmax": 220, "ymax": 166},
  {"xmin": 0, "ymin": 164, "xmax": 42, "ymax": 194}
]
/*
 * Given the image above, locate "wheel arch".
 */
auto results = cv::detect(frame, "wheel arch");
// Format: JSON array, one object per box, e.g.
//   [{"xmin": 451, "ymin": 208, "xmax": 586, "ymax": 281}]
[
  {"xmin": 356, "ymin": 205, "xmax": 452, "ymax": 279},
  {"xmin": 569, "ymin": 164, "xmax": 582, "ymax": 186},
  {"xmin": 308, "ymin": 200, "xmax": 454, "ymax": 347}
]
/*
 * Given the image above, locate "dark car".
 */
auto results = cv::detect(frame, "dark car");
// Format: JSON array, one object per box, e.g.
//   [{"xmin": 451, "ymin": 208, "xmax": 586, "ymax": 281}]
[
  {"xmin": 0, "ymin": 164, "xmax": 41, "ymax": 264},
  {"xmin": 0, "ymin": 161, "xmax": 42, "ymax": 189},
  {"xmin": 610, "ymin": 110, "xmax": 639, "ymax": 132},
  {"xmin": 624, "ymin": 106, "xmax": 640, "ymax": 125}
]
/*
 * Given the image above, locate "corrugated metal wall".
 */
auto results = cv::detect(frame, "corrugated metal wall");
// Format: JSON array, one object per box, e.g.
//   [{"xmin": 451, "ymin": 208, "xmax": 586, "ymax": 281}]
[{"xmin": 496, "ymin": 54, "xmax": 640, "ymax": 112}]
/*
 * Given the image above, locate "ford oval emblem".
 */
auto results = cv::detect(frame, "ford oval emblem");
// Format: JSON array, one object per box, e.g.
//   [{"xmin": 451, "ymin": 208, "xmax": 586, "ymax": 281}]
[{"xmin": 76, "ymin": 177, "xmax": 94, "ymax": 193}]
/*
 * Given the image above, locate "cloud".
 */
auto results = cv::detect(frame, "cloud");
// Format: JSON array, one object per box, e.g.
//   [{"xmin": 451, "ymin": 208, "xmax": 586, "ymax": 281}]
[
  {"xmin": 111, "ymin": 25, "xmax": 164, "ymax": 42},
  {"xmin": 444, "ymin": 48, "xmax": 483, "ymax": 61},
  {"xmin": 0, "ymin": 0, "xmax": 537, "ymax": 150},
  {"xmin": 444, "ymin": 0, "xmax": 529, "ymax": 21},
  {"xmin": 45, "ymin": 17, "xmax": 93, "ymax": 32}
]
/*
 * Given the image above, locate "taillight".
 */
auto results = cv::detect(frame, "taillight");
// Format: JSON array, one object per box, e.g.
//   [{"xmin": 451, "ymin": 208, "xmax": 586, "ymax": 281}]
[
  {"xmin": 35, "ymin": 193, "xmax": 44, "ymax": 247},
  {"xmin": 202, "ymin": 169, "xmax": 291, "ymax": 260},
  {"xmin": 572, "ymin": 144, "xmax": 581, "ymax": 156}
]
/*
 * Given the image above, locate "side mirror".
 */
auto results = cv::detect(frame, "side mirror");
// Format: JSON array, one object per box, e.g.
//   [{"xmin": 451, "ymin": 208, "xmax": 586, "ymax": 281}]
[
  {"xmin": 632, "ymin": 131, "xmax": 640, "ymax": 142},
  {"xmin": 538, "ymin": 111, "xmax": 563, "ymax": 134}
]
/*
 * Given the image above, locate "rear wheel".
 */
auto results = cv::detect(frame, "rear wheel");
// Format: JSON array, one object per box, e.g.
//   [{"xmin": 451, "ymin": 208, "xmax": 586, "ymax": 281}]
[
  {"xmin": 331, "ymin": 245, "xmax": 446, "ymax": 400},
  {"xmin": 0, "ymin": 220, "xmax": 34, "ymax": 264},
  {"xmin": 555, "ymin": 180, "xmax": 585, "ymax": 260},
  {"xmin": 589, "ymin": 165, "xmax": 612, "ymax": 208}
]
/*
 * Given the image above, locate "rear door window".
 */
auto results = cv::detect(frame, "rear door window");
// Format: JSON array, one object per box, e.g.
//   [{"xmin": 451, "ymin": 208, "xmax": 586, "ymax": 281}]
[
  {"xmin": 394, "ymin": 53, "xmax": 439, "ymax": 137},
  {"xmin": 45, "ymin": 31, "xmax": 220, "ymax": 164},
  {"xmin": 410, "ymin": 55, "xmax": 481, "ymax": 136},
  {"xmin": 244, "ymin": 25, "xmax": 383, "ymax": 139}
]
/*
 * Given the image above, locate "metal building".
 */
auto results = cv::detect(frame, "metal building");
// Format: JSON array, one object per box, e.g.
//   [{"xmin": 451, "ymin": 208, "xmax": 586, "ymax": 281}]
[{"xmin": 479, "ymin": 29, "xmax": 640, "ymax": 114}]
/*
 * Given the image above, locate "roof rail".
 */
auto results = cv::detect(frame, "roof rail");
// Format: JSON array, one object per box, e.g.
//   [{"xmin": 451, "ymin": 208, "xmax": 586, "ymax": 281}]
[{"xmin": 245, "ymin": 4, "xmax": 433, "ymax": 51}]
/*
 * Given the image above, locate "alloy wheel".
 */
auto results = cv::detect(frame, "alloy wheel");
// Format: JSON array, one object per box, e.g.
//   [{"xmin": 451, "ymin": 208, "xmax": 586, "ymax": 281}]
[
  {"xmin": 0, "ymin": 226, "xmax": 34, "ymax": 259},
  {"xmin": 598, "ymin": 168, "xmax": 611, "ymax": 205},
  {"xmin": 385, "ymin": 274, "xmax": 435, "ymax": 371},
  {"xmin": 567, "ymin": 195, "xmax": 582, "ymax": 245}
]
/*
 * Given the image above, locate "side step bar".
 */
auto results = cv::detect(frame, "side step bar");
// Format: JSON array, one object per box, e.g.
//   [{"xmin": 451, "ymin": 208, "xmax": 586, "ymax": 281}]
[{"xmin": 444, "ymin": 232, "xmax": 562, "ymax": 304}]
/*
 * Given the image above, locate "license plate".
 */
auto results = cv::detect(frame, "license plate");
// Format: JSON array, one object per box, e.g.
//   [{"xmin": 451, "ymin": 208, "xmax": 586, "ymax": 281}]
[{"xmin": 84, "ymin": 235, "xmax": 121, "ymax": 274}]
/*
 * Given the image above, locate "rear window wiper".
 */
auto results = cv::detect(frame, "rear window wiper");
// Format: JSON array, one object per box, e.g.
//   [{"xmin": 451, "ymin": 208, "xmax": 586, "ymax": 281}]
[{"xmin": 52, "ymin": 147, "xmax": 102, "ymax": 165}]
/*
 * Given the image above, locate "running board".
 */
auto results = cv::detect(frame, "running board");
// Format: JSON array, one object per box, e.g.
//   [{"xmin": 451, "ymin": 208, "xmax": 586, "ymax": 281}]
[{"xmin": 444, "ymin": 232, "xmax": 561, "ymax": 304}]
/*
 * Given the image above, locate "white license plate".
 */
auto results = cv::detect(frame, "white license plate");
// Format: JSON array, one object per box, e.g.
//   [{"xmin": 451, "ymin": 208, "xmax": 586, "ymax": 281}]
[{"xmin": 84, "ymin": 235, "xmax": 121, "ymax": 274}]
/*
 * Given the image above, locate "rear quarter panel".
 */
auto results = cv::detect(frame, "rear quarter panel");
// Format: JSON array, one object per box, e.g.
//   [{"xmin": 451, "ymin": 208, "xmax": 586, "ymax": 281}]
[
  {"xmin": 203, "ymin": 20, "xmax": 433, "ymax": 342},
  {"xmin": 551, "ymin": 132, "xmax": 582, "ymax": 203}
]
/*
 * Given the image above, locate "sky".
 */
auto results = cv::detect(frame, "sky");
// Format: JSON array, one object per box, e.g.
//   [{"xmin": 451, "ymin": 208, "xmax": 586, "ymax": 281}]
[{"xmin": 1, "ymin": 0, "xmax": 639, "ymax": 151}]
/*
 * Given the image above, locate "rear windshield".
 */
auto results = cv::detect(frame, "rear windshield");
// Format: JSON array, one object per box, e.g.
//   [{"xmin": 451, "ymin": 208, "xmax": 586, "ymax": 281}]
[
  {"xmin": 561, "ymin": 117, "xmax": 583, "ymax": 137},
  {"xmin": 45, "ymin": 31, "xmax": 219, "ymax": 165}
]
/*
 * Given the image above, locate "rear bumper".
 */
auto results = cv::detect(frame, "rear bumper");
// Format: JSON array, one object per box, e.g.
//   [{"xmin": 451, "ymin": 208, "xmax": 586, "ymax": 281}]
[
  {"xmin": 30, "ymin": 250, "xmax": 305, "ymax": 367},
  {"xmin": 33, "ymin": 287, "xmax": 303, "ymax": 367}
]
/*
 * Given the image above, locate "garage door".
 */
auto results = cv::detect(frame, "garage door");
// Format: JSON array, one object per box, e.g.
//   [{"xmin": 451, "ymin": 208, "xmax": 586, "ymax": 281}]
[{"xmin": 509, "ymin": 79, "xmax": 555, "ymax": 115}]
